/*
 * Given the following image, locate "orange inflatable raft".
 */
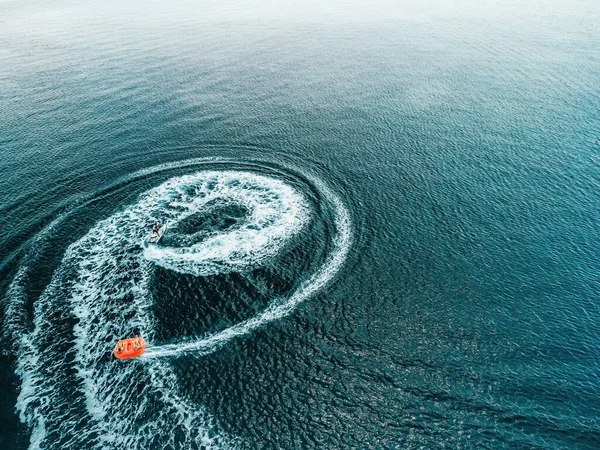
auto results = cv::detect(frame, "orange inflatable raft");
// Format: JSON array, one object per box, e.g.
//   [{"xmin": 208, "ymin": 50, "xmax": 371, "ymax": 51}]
[{"xmin": 113, "ymin": 337, "xmax": 145, "ymax": 359}]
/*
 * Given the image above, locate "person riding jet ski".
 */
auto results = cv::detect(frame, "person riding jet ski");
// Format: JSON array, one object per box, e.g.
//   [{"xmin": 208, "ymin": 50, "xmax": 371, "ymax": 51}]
[{"xmin": 151, "ymin": 223, "xmax": 159, "ymax": 239}]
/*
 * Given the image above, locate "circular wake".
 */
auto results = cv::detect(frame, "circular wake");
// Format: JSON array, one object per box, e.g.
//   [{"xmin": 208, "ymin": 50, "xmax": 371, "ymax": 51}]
[
  {"xmin": 143, "ymin": 171, "xmax": 309, "ymax": 276},
  {"xmin": 4, "ymin": 160, "xmax": 352, "ymax": 450},
  {"xmin": 144, "ymin": 173, "xmax": 350, "ymax": 359}
]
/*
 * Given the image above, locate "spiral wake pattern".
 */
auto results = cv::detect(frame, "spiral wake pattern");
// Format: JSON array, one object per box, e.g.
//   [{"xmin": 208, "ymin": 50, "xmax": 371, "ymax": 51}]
[{"xmin": 4, "ymin": 159, "xmax": 352, "ymax": 450}]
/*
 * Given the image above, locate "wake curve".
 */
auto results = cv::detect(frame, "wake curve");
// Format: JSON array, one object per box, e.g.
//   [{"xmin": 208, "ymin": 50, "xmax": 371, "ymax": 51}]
[
  {"xmin": 144, "ymin": 175, "xmax": 351, "ymax": 358},
  {"xmin": 4, "ymin": 159, "xmax": 352, "ymax": 450}
]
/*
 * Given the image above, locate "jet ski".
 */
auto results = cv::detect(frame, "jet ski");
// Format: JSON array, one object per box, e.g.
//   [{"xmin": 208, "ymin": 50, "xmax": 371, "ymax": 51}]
[{"xmin": 148, "ymin": 224, "xmax": 167, "ymax": 244}]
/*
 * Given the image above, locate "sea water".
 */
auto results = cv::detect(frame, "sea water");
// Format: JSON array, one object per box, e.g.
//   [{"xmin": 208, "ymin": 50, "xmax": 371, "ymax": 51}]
[{"xmin": 0, "ymin": 0, "xmax": 599, "ymax": 448}]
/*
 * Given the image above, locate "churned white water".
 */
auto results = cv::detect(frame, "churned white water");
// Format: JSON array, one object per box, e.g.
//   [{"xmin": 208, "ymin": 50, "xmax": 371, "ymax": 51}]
[
  {"xmin": 143, "ymin": 171, "xmax": 309, "ymax": 276},
  {"xmin": 144, "ymin": 175, "xmax": 351, "ymax": 359},
  {"xmin": 5, "ymin": 165, "xmax": 351, "ymax": 450}
]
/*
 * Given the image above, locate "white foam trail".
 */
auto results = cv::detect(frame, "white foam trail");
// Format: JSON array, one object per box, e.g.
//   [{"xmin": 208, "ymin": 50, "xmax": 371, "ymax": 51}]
[
  {"xmin": 6, "ymin": 160, "xmax": 351, "ymax": 450},
  {"xmin": 144, "ymin": 175, "xmax": 351, "ymax": 358},
  {"xmin": 4, "ymin": 214, "xmax": 71, "ymax": 449},
  {"xmin": 142, "ymin": 171, "xmax": 309, "ymax": 276},
  {"xmin": 3, "ymin": 213, "xmax": 66, "ymax": 345}
]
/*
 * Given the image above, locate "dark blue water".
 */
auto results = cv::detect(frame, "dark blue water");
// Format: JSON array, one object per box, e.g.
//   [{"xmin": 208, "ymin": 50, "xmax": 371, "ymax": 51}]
[{"xmin": 1, "ymin": 1, "xmax": 599, "ymax": 448}]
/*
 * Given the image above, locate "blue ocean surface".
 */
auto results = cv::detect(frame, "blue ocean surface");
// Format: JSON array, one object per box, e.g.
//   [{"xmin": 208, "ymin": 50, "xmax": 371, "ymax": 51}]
[{"xmin": 0, "ymin": 0, "xmax": 599, "ymax": 448}]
